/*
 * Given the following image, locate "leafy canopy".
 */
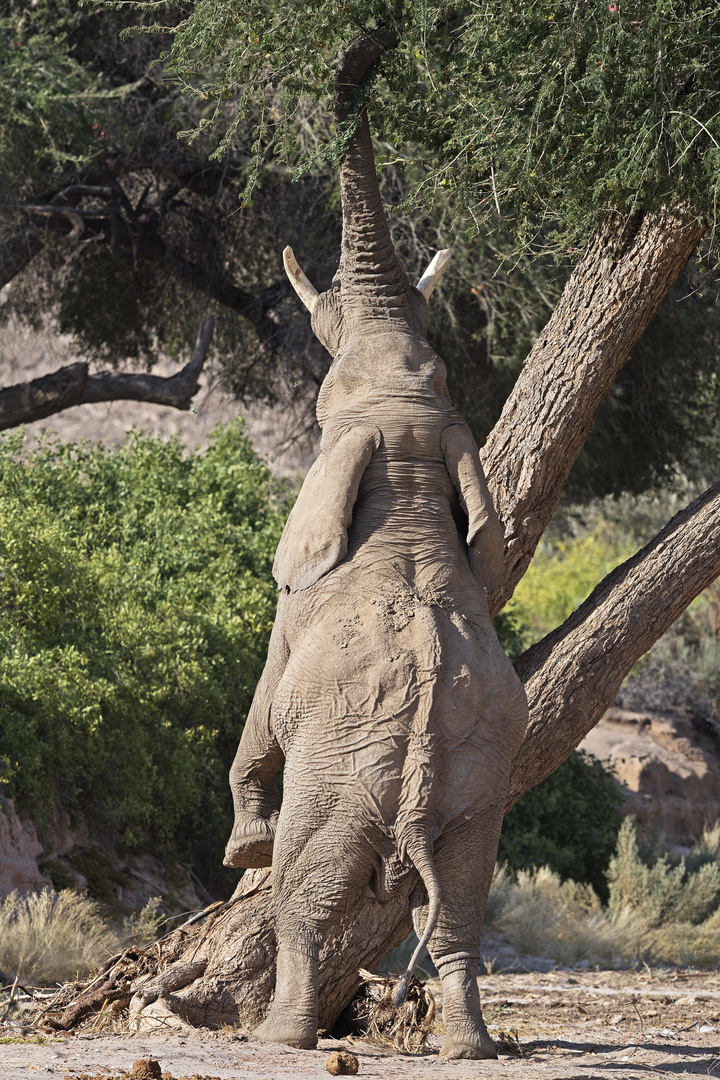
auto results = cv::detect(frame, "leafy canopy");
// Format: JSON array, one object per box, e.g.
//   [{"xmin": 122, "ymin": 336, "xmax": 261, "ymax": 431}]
[{"xmin": 108, "ymin": 0, "xmax": 720, "ymax": 248}]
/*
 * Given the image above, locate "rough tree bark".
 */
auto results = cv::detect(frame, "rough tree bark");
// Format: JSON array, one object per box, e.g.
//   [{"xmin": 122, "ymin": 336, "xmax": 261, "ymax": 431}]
[
  {"xmin": 0, "ymin": 317, "xmax": 214, "ymax": 430},
  {"xmin": 482, "ymin": 205, "xmax": 706, "ymax": 615},
  {"xmin": 43, "ymin": 206, "xmax": 720, "ymax": 1037}
]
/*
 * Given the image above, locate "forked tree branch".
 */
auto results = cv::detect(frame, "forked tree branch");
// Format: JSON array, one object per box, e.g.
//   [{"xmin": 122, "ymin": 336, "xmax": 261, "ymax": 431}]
[
  {"xmin": 507, "ymin": 480, "xmax": 720, "ymax": 809},
  {"xmin": 0, "ymin": 317, "xmax": 214, "ymax": 431}
]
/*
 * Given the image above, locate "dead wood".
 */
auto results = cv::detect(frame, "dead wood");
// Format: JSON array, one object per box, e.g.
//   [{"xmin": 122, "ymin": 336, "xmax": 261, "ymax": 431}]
[{"xmin": 0, "ymin": 317, "xmax": 214, "ymax": 431}]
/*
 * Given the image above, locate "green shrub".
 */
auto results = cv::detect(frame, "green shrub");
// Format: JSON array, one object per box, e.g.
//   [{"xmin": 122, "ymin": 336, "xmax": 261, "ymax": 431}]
[
  {"xmin": 0, "ymin": 423, "xmax": 287, "ymax": 891},
  {"xmin": 505, "ymin": 528, "xmax": 636, "ymax": 650},
  {"xmin": 498, "ymin": 751, "xmax": 624, "ymax": 898}
]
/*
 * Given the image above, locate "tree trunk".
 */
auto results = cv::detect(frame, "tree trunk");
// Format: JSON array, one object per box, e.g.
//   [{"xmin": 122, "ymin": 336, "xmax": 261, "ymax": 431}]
[
  {"xmin": 482, "ymin": 206, "xmax": 705, "ymax": 616},
  {"xmin": 45, "ymin": 210, "xmax": 718, "ymax": 1035}
]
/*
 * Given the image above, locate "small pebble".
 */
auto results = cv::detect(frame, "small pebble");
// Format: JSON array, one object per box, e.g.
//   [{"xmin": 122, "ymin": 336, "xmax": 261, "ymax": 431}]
[{"xmin": 326, "ymin": 1049, "xmax": 359, "ymax": 1075}]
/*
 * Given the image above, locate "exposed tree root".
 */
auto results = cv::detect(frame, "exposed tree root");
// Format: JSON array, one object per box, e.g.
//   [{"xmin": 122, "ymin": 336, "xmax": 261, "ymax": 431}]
[
  {"xmin": 27, "ymin": 868, "xmax": 414, "ymax": 1037},
  {"xmin": 335, "ymin": 971, "xmax": 436, "ymax": 1054}
]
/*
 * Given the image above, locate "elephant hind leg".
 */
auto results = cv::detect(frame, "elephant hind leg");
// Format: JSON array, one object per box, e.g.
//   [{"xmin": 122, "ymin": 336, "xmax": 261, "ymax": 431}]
[
  {"xmin": 258, "ymin": 808, "xmax": 382, "ymax": 1048},
  {"xmin": 254, "ymin": 943, "xmax": 319, "ymax": 1049},
  {"xmin": 419, "ymin": 806, "xmax": 504, "ymax": 1060}
]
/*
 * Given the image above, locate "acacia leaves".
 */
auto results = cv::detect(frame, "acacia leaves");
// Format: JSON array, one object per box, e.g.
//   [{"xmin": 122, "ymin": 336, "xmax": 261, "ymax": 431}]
[
  {"xmin": 106, "ymin": 0, "xmax": 720, "ymax": 250},
  {"xmin": 0, "ymin": 2, "xmax": 113, "ymax": 193}
]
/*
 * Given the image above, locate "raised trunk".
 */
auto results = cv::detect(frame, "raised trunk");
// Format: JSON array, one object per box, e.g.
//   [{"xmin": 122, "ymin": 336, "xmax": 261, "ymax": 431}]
[
  {"xmin": 335, "ymin": 34, "xmax": 412, "ymax": 313},
  {"xmin": 45, "ymin": 207, "xmax": 719, "ymax": 1038}
]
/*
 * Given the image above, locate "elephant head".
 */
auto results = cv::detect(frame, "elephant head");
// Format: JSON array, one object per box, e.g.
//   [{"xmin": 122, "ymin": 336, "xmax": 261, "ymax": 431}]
[{"xmin": 283, "ymin": 33, "xmax": 452, "ymax": 428}]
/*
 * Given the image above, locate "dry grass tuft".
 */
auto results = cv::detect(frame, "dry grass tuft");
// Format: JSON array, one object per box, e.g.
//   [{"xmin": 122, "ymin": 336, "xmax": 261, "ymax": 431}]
[
  {"xmin": 485, "ymin": 820, "xmax": 720, "ymax": 967},
  {"xmin": 0, "ymin": 889, "xmax": 120, "ymax": 985},
  {"xmin": 485, "ymin": 864, "xmax": 640, "ymax": 966}
]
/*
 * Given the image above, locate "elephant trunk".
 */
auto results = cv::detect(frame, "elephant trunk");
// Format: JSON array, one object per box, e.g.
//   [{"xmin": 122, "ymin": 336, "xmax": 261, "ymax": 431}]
[
  {"xmin": 335, "ymin": 33, "xmax": 414, "ymax": 320},
  {"xmin": 393, "ymin": 828, "xmax": 441, "ymax": 1006}
]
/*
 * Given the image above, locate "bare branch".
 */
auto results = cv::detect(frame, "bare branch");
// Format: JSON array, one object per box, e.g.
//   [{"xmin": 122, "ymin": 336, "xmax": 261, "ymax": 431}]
[
  {"xmin": 20, "ymin": 205, "xmax": 85, "ymax": 247},
  {"xmin": 507, "ymin": 481, "xmax": 720, "ymax": 809},
  {"xmin": 0, "ymin": 317, "xmax": 214, "ymax": 431}
]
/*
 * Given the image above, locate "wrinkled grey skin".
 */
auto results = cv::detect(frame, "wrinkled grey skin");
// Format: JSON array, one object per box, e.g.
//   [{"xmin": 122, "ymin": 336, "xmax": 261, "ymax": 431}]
[{"xmin": 223, "ymin": 35, "xmax": 528, "ymax": 1060}]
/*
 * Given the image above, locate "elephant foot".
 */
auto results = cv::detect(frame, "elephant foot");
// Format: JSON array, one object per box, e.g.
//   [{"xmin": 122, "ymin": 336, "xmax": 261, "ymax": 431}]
[
  {"xmin": 253, "ymin": 1011, "xmax": 317, "ymax": 1050},
  {"xmin": 440, "ymin": 1025, "xmax": 497, "ymax": 1060},
  {"xmin": 223, "ymin": 814, "xmax": 275, "ymax": 868},
  {"xmin": 437, "ymin": 963, "xmax": 497, "ymax": 1060}
]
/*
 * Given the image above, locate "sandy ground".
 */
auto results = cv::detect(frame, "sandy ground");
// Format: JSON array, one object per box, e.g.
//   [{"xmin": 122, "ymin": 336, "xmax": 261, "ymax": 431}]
[{"xmin": 2, "ymin": 967, "xmax": 719, "ymax": 1079}]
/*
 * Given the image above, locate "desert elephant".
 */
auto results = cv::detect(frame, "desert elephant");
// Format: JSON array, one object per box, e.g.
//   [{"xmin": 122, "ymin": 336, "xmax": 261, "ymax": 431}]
[{"xmin": 223, "ymin": 33, "xmax": 529, "ymax": 1060}]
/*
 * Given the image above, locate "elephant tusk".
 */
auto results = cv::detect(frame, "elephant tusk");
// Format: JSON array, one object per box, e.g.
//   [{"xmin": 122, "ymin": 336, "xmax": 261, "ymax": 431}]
[
  {"xmin": 417, "ymin": 248, "xmax": 452, "ymax": 302},
  {"xmin": 283, "ymin": 246, "xmax": 319, "ymax": 314}
]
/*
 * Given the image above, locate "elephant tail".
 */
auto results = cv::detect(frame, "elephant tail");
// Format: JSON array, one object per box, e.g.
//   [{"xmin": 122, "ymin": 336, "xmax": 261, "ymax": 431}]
[{"xmin": 393, "ymin": 829, "xmax": 441, "ymax": 1007}]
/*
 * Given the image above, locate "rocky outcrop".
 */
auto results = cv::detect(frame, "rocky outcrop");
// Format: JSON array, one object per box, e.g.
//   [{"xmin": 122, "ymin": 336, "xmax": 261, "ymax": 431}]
[
  {"xmin": 0, "ymin": 797, "xmax": 205, "ymax": 912},
  {"xmin": 580, "ymin": 707, "xmax": 720, "ymax": 845},
  {"xmin": 0, "ymin": 795, "xmax": 49, "ymax": 897}
]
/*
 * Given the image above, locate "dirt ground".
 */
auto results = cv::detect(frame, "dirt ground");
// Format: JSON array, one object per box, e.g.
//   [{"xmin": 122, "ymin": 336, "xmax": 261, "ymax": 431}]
[{"xmin": 2, "ymin": 966, "xmax": 719, "ymax": 1079}]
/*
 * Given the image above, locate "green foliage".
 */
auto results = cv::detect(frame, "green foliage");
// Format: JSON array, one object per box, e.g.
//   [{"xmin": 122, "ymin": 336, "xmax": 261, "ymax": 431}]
[
  {"xmin": 110, "ymin": 0, "xmax": 720, "ymax": 248},
  {"xmin": 608, "ymin": 817, "xmax": 720, "ymax": 928},
  {"xmin": 0, "ymin": 422, "xmax": 287, "ymax": 890},
  {"xmin": 498, "ymin": 751, "xmax": 624, "ymax": 898},
  {"xmin": 2, "ymin": 3, "xmax": 719, "ymax": 499},
  {"xmin": 505, "ymin": 527, "xmax": 636, "ymax": 650},
  {"xmin": 0, "ymin": 0, "xmax": 151, "ymax": 194}
]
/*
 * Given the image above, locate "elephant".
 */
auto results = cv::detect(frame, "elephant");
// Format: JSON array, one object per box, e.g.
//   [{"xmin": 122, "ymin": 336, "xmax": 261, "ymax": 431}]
[{"xmin": 222, "ymin": 33, "xmax": 529, "ymax": 1060}]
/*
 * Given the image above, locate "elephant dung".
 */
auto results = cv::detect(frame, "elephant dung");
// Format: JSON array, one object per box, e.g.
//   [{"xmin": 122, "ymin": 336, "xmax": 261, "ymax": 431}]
[{"xmin": 326, "ymin": 1050, "xmax": 359, "ymax": 1075}]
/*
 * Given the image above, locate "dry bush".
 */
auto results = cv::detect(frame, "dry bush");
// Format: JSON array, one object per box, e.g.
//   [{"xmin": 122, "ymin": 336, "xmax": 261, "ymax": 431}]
[
  {"xmin": 692, "ymin": 821, "xmax": 720, "ymax": 863},
  {"xmin": 484, "ymin": 864, "xmax": 639, "ymax": 966},
  {"xmin": 0, "ymin": 889, "xmax": 120, "ymax": 984},
  {"xmin": 606, "ymin": 819, "xmax": 720, "ymax": 965}
]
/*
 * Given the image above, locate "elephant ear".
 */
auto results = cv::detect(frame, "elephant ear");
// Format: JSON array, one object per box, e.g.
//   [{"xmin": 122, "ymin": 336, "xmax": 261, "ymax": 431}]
[
  {"xmin": 441, "ymin": 423, "xmax": 505, "ymax": 591},
  {"xmin": 273, "ymin": 424, "xmax": 381, "ymax": 592}
]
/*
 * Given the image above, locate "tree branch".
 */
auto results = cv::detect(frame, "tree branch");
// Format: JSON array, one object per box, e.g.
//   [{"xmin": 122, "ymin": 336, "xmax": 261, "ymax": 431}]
[
  {"xmin": 506, "ymin": 480, "xmax": 720, "ymax": 809},
  {"xmin": 0, "ymin": 317, "xmax": 214, "ymax": 431},
  {"xmin": 481, "ymin": 206, "xmax": 706, "ymax": 617},
  {"xmin": 20, "ymin": 205, "xmax": 85, "ymax": 247}
]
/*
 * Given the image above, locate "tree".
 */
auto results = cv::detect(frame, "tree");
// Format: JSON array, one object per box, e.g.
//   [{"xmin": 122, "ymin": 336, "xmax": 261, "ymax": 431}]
[
  {"xmin": 0, "ymin": 1, "xmax": 719, "ymax": 501},
  {"xmin": 41, "ymin": 3, "xmax": 720, "ymax": 1034}
]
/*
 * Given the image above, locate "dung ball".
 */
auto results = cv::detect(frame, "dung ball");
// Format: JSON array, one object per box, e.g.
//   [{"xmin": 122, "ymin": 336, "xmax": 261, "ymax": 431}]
[
  {"xmin": 326, "ymin": 1050, "xmax": 359, "ymax": 1075},
  {"xmin": 131, "ymin": 1061, "xmax": 162, "ymax": 1080}
]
